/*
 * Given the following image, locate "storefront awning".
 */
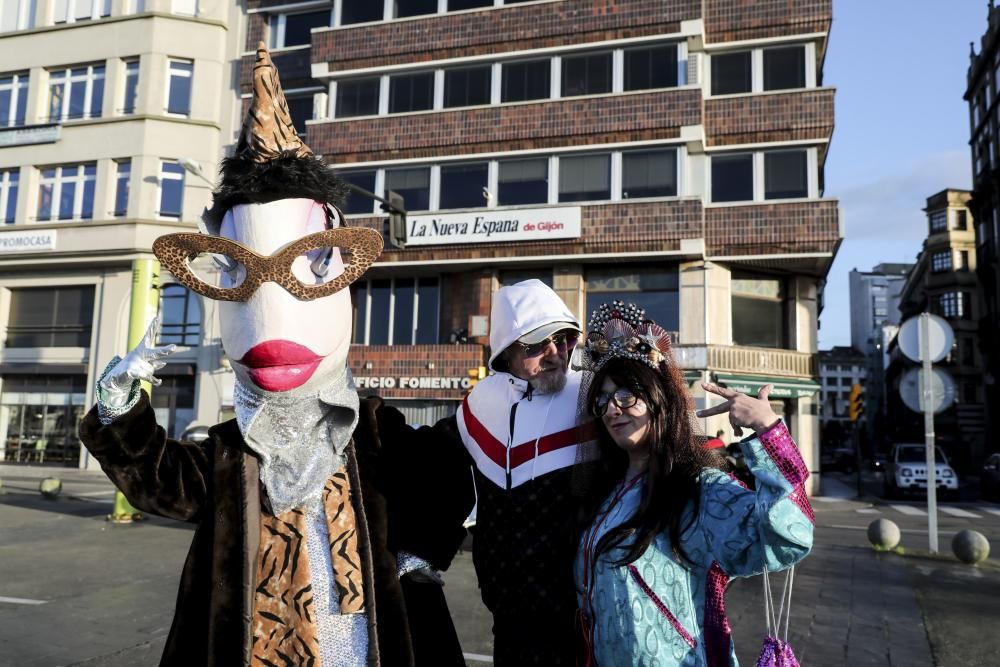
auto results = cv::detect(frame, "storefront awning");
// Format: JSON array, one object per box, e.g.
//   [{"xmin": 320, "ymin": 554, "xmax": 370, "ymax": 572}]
[{"xmin": 714, "ymin": 373, "xmax": 820, "ymax": 399}]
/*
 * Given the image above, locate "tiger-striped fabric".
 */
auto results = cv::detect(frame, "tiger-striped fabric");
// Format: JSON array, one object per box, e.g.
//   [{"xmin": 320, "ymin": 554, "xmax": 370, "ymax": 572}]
[{"xmin": 252, "ymin": 468, "xmax": 366, "ymax": 666}]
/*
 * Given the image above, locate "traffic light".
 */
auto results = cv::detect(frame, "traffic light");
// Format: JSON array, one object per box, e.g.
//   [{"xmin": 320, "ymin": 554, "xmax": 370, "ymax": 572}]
[
  {"xmin": 383, "ymin": 190, "xmax": 407, "ymax": 248},
  {"xmin": 467, "ymin": 366, "xmax": 487, "ymax": 393},
  {"xmin": 848, "ymin": 383, "xmax": 865, "ymax": 422}
]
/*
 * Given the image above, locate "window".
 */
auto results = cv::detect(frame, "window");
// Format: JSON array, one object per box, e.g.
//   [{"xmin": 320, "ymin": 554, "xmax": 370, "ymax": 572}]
[
  {"xmin": 559, "ymin": 154, "xmax": 610, "ymax": 202},
  {"xmin": 586, "ymin": 267, "xmax": 679, "ymax": 333},
  {"xmin": 339, "ymin": 170, "xmax": 376, "ymax": 215},
  {"xmin": 395, "ymin": 0, "xmax": 436, "ymax": 18},
  {"xmin": 1, "ymin": 0, "xmax": 36, "ymax": 31},
  {"xmin": 113, "ymin": 160, "xmax": 130, "ymax": 217},
  {"xmin": 953, "ymin": 209, "xmax": 968, "ymax": 230},
  {"xmin": 937, "ymin": 292, "xmax": 966, "ymax": 319},
  {"xmin": 962, "ymin": 336, "xmax": 976, "ymax": 365},
  {"xmin": 502, "ymin": 60, "xmax": 550, "ymax": 103},
  {"xmin": 269, "ymin": 10, "xmax": 329, "ymax": 49},
  {"xmin": 764, "ymin": 150, "xmax": 808, "ymax": 199},
  {"xmin": 711, "ymin": 51, "xmax": 751, "ymax": 95},
  {"xmin": 711, "ymin": 154, "xmax": 753, "ymax": 202},
  {"xmin": 498, "ymin": 158, "xmax": 548, "ymax": 206},
  {"xmin": 444, "ymin": 66, "xmax": 491, "ymax": 108},
  {"xmin": 1, "ymin": 170, "xmax": 18, "ymax": 224},
  {"xmin": 52, "ymin": 0, "xmax": 110, "ymax": 24},
  {"xmin": 561, "ymin": 52, "xmax": 612, "ymax": 97},
  {"xmin": 389, "ymin": 72, "xmax": 433, "ymax": 113},
  {"xmin": 440, "ymin": 162, "xmax": 488, "ymax": 209},
  {"xmin": 763, "ymin": 45, "xmax": 806, "ymax": 91},
  {"xmin": 622, "ymin": 148, "xmax": 677, "ymax": 199},
  {"xmin": 340, "ymin": 0, "xmax": 382, "ymax": 25},
  {"xmin": 448, "ymin": 0, "xmax": 491, "ymax": 9},
  {"xmin": 37, "ymin": 164, "xmax": 96, "ymax": 222},
  {"xmin": 336, "ymin": 77, "xmax": 380, "ymax": 118},
  {"xmin": 624, "ymin": 45, "xmax": 678, "ymax": 91},
  {"xmin": 1, "ymin": 374, "xmax": 88, "ymax": 464},
  {"xmin": 385, "ymin": 167, "xmax": 430, "ymax": 211},
  {"xmin": 840, "ymin": 377, "xmax": 851, "ymax": 386},
  {"xmin": 929, "ymin": 210, "xmax": 947, "ymax": 232},
  {"xmin": 158, "ymin": 161, "xmax": 185, "ymax": 218},
  {"xmin": 166, "ymin": 60, "xmax": 193, "ymax": 116},
  {"xmin": 121, "ymin": 60, "xmax": 139, "ymax": 114},
  {"xmin": 158, "ymin": 284, "xmax": 201, "ymax": 346},
  {"xmin": 285, "ymin": 93, "xmax": 314, "ymax": 137},
  {"xmin": 731, "ymin": 273, "xmax": 785, "ymax": 348},
  {"xmin": 0, "ymin": 72, "xmax": 28, "ymax": 127},
  {"xmin": 956, "ymin": 250, "xmax": 969, "ymax": 270},
  {"xmin": 931, "ymin": 251, "xmax": 952, "ymax": 273},
  {"xmin": 6, "ymin": 286, "xmax": 95, "ymax": 348},
  {"xmin": 48, "ymin": 64, "xmax": 105, "ymax": 121},
  {"xmin": 353, "ymin": 278, "xmax": 439, "ymax": 345}
]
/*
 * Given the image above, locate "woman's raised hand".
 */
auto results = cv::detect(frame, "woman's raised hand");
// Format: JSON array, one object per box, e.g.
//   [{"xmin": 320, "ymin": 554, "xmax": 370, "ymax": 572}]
[{"xmin": 695, "ymin": 382, "xmax": 780, "ymax": 438}]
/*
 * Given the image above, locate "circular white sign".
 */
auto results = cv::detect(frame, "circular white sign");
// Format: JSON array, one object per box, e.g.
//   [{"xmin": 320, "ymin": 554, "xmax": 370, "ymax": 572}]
[
  {"xmin": 897, "ymin": 314, "xmax": 954, "ymax": 363},
  {"xmin": 899, "ymin": 367, "xmax": 956, "ymax": 414}
]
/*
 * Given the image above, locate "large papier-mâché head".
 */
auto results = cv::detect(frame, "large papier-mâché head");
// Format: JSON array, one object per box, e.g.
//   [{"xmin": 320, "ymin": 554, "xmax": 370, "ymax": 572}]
[{"xmin": 153, "ymin": 43, "xmax": 382, "ymax": 395}]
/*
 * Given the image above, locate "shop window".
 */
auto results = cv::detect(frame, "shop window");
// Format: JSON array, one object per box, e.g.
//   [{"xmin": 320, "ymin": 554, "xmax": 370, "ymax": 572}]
[
  {"xmin": 498, "ymin": 158, "xmax": 548, "ymax": 206},
  {"xmin": 158, "ymin": 284, "xmax": 201, "ymax": 346},
  {"xmin": 385, "ymin": 167, "xmax": 430, "ymax": 211},
  {"xmin": 0, "ymin": 71, "xmax": 28, "ymax": 127},
  {"xmin": 501, "ymin": 59, "xmax": 550, "ymax": 103},
  {"xmin": 558, "ymin": 153, "xmax": 610, "ymax": 203},
  {"xmin": 624, "ymin": 44, "xmax": 678, "ymax": 91},
  {"xmin": 389, "ymin": 71, "xmax": 433, "ymax": 113},
  {"xmin": 353, "ymin": 277, "xmax": 439, "ymax": 345},
  {"xmin": 444, "ymin": 65, "xmax": 491, "ymax": 108},
  {"xmin": 1, "ymin": 0, "xmax": 37, "ymax": 31},
  {"xmin": 285, "ymin": 93, "xmax": 314, "ymax": 138},
  {"xmin": 121, "ymin": 60, "xmax": 139, "ymax": 114},
  {"xmin": 394, "ymin": 0, "xmax": 436, "ymax": 19},
  {"xmin": 6, "ymin": 286, "xmax": 95, "ymax": 348},
  {"xmin": 440, "ymin": 162, "xmax": 488, "ymax": 210},
  {"xmin": 711, "ymin": 51, "xmax": 751, "ymax": 95},
  {"xmin": 586, "ymin": 267, "xmax": 679, "ymax": 333},
  {"xmin": 339, "ymin": 169, "xmax": 376, "ymax": 215},
  {"xmin": 52, "ymin": 0, "xmax": 110, "ymax": 24},
  {"xmin": 622, "ymin": 148, "xmax": 677, "ymax": 199},
  {"xmin": 448, "ymin": 0, "xmax": 491, "ymax": 9},
  {"xmin": 1, "ymin": 169, "xmax": 18, "ymax": 224},
  {"xmin": 269, "ymin": 10, "xmax": 328, "ymax": 49},
  {"xmin": 341, "ymin": 0, "xmax": 382, "ymax": 25},
  {"xmin": 731, "ymin": 273, "xmax": 785, "ymax": 348},
  {"xmin": 48, "ymin": 64, "xmax": 105, "ymax": 121},
  {"xmin": 500, "ymin": 270, "xmax": 553, "ymax": 287},
  {"xmin": 711, "ymin": 153, "xmax": 753, "ymax": 203},
  {"xmin": 166, "ymin": 59, "xmax": 193, "ymax": 116},
  {"xmin": 561, "ymin": 52, "xmax": 611, "ymax": 97},
  {"xmin": 113, "ymin": 159, "xmax": 130, "ymax": 217},
  {"xmin": 158, "ymin": 161, "xmax": 185, "ymax": 218},
  {"xmin": 764, "ymin": 150, "xmax": 808, "ymax": 200},
  {"xmin": 763, "ymin": 45, "xmax": 806, "ymax": 91},
  {"xmin": 37, "ymin": 163, "xmax": 96, "ymax": 221},
  {"xmin": 336, "ymin": 77, "xmax": 380, "ymax": 118},
  {"xmin": 931, "ymin": 251, "xmax": 952, "ymax": 273},
  {"xmin": 150, "ymin": 376, "xmax": 195, "ymax": 439},
  {"xmin": 1, "ymin": 375, "xmax": 87, "ymax": 465}
]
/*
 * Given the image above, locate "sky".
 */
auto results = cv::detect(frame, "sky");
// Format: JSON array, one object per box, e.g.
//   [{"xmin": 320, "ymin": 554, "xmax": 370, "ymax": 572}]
[{"xmin": 819, "ymin": 0, "xmax": 987, "ymax": 348}]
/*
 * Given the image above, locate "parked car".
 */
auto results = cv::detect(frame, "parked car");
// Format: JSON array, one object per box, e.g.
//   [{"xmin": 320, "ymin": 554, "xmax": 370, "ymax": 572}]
[
  {"xmin": 884, "ymin": 443, "xmax": 959, "ymax": 499},
  {"xmin": 981, "ymin": 453, "xmax": 1000, "ymax": 502}
]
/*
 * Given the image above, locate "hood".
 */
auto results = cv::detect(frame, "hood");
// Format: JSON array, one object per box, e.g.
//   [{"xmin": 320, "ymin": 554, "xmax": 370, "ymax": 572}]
[{"xmin": 488, "ymin": 279, "xmax": 580, "ymax": 371}]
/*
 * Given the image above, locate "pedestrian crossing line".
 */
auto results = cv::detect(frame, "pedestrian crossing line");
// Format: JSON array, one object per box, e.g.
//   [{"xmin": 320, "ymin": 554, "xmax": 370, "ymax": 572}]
[
  {"xmin": 0, "ymin": 596, "xmax": 47, "ymax": 605},
  {"xmin": 981, "ymin": 507, "xmax": 1000, "ymax": 517},
  {"xmin": 889, "ymin": 504, "xmax": 927, "ymax": 516},
  {"xmin": 938, "ymin": 507, "xmax": 981, "ymax": 519},
  {"xmin": 855, "ymin": 508, "xmax": 881, "ymax": 514}
]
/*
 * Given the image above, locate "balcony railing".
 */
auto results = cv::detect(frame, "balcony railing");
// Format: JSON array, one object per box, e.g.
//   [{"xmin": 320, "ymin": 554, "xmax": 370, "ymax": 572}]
[{"xmin": 674, "ymin": 344, "xmax": 816, "ymax": 378}]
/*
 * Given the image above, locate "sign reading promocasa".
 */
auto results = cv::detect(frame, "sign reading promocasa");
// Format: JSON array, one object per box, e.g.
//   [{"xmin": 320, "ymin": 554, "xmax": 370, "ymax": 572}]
[
  {"xmin": 355, "ymin": 376, "xmax": 474, "ymax": 391},
  {"xmin": 405, "ymin": 206, "xmax": 581, "ymax": 246},
  {"xmin": 0, "ymin": 229, "xmax": 57, "ymax": 253}
]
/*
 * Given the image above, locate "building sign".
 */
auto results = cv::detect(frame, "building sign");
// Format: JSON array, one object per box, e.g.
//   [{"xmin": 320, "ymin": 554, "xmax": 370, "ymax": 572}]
[
  {"xmin": 0, "ymin": 229, "xmax": 57, "ymax": 253},
  {"xmin": 354, "ymin": 376, "xmax": 474, "ymax": 391},
  {"xmin": 0, "ymin": 124, "xmax": 61, "ymax": 147},
  {"xmin": 405, "ymin": 206, "xmax": 581, "ymax": 246}
]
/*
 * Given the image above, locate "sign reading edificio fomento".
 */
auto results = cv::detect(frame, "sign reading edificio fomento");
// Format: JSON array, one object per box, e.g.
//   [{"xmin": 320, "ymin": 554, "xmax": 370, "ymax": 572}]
[{"xmin": 405, "ymin": 206, "xmax": 581, "ymax": 246}]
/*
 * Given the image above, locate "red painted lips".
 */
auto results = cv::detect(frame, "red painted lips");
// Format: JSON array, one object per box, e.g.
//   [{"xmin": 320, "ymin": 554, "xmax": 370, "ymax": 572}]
[{"xmin": 237, "ymin": 340, "xmax": 323, "ymax": 392}]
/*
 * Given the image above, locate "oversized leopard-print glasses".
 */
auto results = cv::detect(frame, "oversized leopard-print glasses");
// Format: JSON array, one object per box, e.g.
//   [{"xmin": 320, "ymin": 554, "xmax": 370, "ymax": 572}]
[{"xmin": 152, "ymin": 225, "xmax": 384, "ymax": 302}]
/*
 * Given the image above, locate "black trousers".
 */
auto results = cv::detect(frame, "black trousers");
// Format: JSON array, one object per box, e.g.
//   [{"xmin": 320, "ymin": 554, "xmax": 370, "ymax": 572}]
[
  {"xmin": 400, "ymin": 577, "xmax": 467, "ymax": 666},
  {"xmin": 492, "ymin": 610, "xmax": 581, "ymax": 666}
]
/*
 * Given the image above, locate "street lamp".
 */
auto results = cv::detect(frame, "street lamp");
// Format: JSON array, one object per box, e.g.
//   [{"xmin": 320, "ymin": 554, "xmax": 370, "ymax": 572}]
[{"xmin": 178, "ymin": 157, "xmax": 214, "ymax": 187}]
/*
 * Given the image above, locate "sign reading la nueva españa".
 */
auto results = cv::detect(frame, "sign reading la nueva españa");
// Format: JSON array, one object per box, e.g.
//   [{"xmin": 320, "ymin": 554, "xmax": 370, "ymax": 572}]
[{"xmin": 406, "ymin": 206, "xmax": 581, "ymax": 246}]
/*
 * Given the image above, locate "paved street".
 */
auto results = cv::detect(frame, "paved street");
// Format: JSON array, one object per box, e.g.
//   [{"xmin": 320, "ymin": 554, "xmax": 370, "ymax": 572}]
[{"xmin": 1, "ymin": 466, "xmax": 998, "ymax": 666}]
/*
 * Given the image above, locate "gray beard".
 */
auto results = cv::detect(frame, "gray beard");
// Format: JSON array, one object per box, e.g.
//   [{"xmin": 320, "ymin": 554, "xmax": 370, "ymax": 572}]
[
  {"xmin": 529, "ymin": 368, "xmax": 568, "ymax": 394},
  {"xmin": 234, "ymin": 365, "xmax": 359, "ymax": 515}
]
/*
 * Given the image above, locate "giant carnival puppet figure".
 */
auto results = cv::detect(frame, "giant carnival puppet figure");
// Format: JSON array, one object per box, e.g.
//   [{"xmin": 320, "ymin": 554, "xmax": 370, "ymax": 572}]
[{"xmin": 78, "ymin": 44, "xmax": 474, "ymax": 667}]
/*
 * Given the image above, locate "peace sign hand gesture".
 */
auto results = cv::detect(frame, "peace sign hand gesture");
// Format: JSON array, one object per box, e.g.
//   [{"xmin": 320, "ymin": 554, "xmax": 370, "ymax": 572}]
[
  {"xmin": 100, "ymin": 318, "xmax": 177, "ymax": 407},
  {"xmin": 696, "ymin": 382, "xmax": 780, "ymax": 438}
]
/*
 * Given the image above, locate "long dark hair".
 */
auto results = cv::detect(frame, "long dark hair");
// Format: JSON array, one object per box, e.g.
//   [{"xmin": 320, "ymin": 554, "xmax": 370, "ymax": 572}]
[{"xmin": 582, "ymin": 358, "xmax": 718, "ymax": 567}]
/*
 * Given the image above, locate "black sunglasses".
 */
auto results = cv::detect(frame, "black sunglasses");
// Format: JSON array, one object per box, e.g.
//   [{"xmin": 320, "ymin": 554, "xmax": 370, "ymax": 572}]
[
  {"xmin": 592, "ymin": 388, "xmax": 640, "ymax": 417},
  {"xmin": 515, "ymin": 331, "xmax": 580, "ymax": 358}
]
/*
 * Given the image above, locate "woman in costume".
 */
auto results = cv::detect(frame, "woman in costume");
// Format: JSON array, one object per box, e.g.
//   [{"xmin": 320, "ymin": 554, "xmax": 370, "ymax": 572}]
[{"xmin": 574, "ymin": 301, "xmax": 814, "ymax": 666}]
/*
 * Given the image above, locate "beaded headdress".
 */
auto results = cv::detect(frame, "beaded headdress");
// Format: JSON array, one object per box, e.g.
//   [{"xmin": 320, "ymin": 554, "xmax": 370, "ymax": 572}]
[{"xmin": 583, "ymin": 300, "xmax": 674, "ymax": 371}]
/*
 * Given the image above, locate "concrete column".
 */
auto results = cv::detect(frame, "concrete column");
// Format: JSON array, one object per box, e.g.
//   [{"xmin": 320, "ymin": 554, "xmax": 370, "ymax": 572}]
[
  {"xmin": 93, "ymin": 158, "xmax": 115, "ymax": 221},
  {"xmin": 678, "ymin": 260, "xmax": 730, "ymax": 345},
  {"xmin": 25, "ymin": 66, "xmax": 48, "ymax": 125},
  {"xmin": 103, "ymin": 57, "xmax": 124, "ymax": 118},
  {"xmin": 110, "ymin": 0, "xmax": 128, "ymax": 17},
  {"xmin": 138, "ymin": 52, "xmax": 168, "ymax": 116},
  {"xmin": 34, "ymin": 0, "xmax": 54, "ymax": 27},
  {"xmin": 13, "ymin": 165, "xmax": 36, "ymax": 225},
  {"xmin": 553, "ymin": 264, "xmax": 584, "ymax": 324},
  {"xmin": 131, "ymin": 154, "xmax": 160, "ymax": 219},
  {"xmin": 790, "ymin": 276, "xmax": 818, "ymax": 353}
]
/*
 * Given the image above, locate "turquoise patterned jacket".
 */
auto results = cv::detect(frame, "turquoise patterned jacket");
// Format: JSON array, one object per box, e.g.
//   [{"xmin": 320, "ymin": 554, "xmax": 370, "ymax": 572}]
[{"xmin": 574, "ymin": 421, "xmax": 814, "ymax": 666}]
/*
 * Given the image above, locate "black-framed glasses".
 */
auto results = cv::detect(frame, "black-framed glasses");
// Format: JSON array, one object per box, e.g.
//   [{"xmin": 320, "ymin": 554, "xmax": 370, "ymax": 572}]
[
  {"xmin": 515, "ymin": 331, "xmax": 580, "ymax": 358},
  {"xmin": 592, "ymin": 388, "xmax": 640, "ymax": 417}
]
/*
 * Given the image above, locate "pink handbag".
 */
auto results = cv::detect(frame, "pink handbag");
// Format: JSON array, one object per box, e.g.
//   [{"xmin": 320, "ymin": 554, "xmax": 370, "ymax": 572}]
[{"xmin": 754, "ymin": 567, "xmax": 800, "ymax": 667}]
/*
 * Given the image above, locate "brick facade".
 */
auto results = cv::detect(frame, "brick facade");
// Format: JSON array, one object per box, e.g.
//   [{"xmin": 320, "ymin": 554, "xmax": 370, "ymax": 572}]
[
  {"xmin": 704, "ymin": 200, "xmax": 840, "ymax": 256},
  {"xmin": 704, "ymin": 89, "xmax": 834, "ymax": 147},
  {"xmin": 704, "ymin": 0, "xmax": 832, "ymax": 44}
]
